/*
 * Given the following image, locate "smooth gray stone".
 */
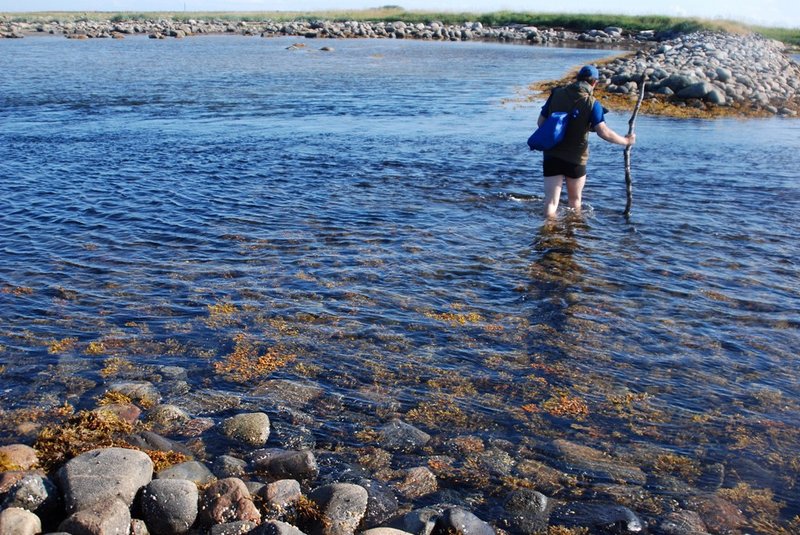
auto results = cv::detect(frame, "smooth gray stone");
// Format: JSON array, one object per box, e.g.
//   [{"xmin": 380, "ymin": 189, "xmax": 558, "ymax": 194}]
[
  {"xmin": 0, "ymin": 507, "xmax": 42, "ymax": 535},
  {"xmin": 140, "ymin": 479, "xmax": 199, "ymax": 535},
  {"xmin": 156, "ymin": 460, "xmax": 216, "ymax": 485},
  {"xmin": 387, "ymin": 507, "xmax": 443, "ymax": 535},
  {"xmin": 58, "ymin": 447, "xmax": 153, "ymax": 514},
  {"xmin": 307, "ymin": 483, "xmax": 368, "ymax": 535},
  {"xmin": 550, "ymin": 502, "xmax": 643, "ymax": 534},
  {"xmin": 0, "ymin": 474, "xmax": 62, "ymax": 519},
  {"xmin": 249, "ymin": 520, "xmax": 308, "ymax": 535},
  {"xmin": 58, "ymin": 498, "xmax": 131, "ymax": 535},
  {"xmin": 126, "ymin": 431, "xmax": 193, "ymax": 457},
  {"xmin": 250, "ymin": 449, "xmax": 318, "ymax": 480},
  {"xmin": 214, "ymin": 455, "xmax": 248, "ymax": 479},
  {"xmin": 434, "ymin": 508, "xmax": 495, "ymax": 535},
  {"xmin": 356, "ymin": 479, "xmax": 398, "ymax": 529}
]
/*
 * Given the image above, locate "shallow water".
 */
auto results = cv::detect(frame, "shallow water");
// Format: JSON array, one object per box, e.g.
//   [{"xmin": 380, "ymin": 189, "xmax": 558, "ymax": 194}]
[{"xmin": 1, "ymin": 35, "xmax": 799, "ymax": 528}]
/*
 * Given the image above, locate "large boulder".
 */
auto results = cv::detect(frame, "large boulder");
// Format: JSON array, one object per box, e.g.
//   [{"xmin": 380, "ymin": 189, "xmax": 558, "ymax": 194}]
[{"xmin": 58, "ymin": 447, "xmax": 153, "ymax": 514}]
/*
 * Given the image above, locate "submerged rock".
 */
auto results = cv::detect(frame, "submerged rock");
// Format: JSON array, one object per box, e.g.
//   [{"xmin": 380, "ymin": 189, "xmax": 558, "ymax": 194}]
[{"xmin": 550, "ymin": 501, "xmax": 643, "ymax": 533}]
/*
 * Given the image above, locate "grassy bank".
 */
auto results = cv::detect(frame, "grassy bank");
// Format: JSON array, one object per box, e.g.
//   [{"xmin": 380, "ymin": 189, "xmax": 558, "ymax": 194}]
[{"xmin": 3, "ymin": 9, "xmax": 799, "ymax": 46}]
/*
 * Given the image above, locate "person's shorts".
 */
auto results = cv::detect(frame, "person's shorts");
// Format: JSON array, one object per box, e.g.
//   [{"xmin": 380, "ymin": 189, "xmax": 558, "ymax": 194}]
[{"xmin": 543, "ymin": 155, "xmax": 586, "ymax": 179}]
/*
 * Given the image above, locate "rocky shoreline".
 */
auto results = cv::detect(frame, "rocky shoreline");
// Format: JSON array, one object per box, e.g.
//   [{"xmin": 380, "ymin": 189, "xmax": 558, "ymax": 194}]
[
  {"xmin": 3, "ymin": 18, "xmax": 799, "ymax": 118},
  {"xmin": 0, "ymin": 368, "xmax": 788, "ymax": 535}
]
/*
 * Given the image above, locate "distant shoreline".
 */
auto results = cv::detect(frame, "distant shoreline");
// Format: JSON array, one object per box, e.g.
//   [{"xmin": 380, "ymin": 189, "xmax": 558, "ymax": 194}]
[{"xmin": 2, "ymin": 14, "xmax": 799, "ymax": 119}]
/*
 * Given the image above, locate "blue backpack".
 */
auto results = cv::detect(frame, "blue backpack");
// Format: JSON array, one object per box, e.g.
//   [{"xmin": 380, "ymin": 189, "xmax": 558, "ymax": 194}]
[{"xmin": 527, "ymin": 108, "xmax": 580, "ymax": 151}]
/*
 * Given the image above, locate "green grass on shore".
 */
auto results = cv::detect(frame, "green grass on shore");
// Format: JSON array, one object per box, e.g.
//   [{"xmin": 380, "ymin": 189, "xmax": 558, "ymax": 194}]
[{"xmin": 2, "ymin": 8, "xmax": 799, "ymax": 46}]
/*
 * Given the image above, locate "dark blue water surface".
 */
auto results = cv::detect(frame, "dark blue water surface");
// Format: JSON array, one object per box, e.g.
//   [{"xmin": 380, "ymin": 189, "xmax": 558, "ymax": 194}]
[{"xmin": 2, "ymin": 35, "xmax": 800, "ymax": 528}]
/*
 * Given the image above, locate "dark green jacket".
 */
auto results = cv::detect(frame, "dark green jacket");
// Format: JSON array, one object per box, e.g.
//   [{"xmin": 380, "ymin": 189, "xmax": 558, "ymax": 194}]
[{"xmin": 543, "ymin": 81, "xmax": 597, "ymax": 166}]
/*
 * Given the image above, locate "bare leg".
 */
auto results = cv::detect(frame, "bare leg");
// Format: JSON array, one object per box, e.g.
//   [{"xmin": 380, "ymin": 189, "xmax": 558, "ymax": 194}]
[
  {"xmin": 543, "ymin": 175, "xmax": 564, "ymax": 218},
  {"xmin": 566, "ymin": 175, "xmax": 587, "ymax": 213}
]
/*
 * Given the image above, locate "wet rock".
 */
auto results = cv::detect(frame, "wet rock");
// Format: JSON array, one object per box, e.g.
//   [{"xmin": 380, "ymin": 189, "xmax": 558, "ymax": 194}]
[
  {"xmin": 214, "ymin": 455, "xmax": 248, "ymax": 479},
  {"xmin": 0, "ymin": 445, "xmax": 38, "ymax": 470},
  {"xmin": 127, "ymin": 430, "xmax": 193, "ymax": 457},
  {"xmin": 684, "ymin": 494, "xmax": 746, "ymax": 534},
  {"xmin": 251, "ymin": 520, "xmax": 308, "ymax": 535},
  {"xmin": 157, "ymin": 460, "xmax": 216, "ymax": 485},
  {"xmin": 173, "ymin": 417, "xmax": 216, "ymax": 438},
  {"xmin": 147, "ymin": 404, "xmax": 192, "ymax": 432},
  {"xmin": 434, "ymin": 507, "xmax": 494, "ymax": 535},
  {"xmin": 209, "ymin": 520, "xmax": 258, "ymax": 535},
  {"xmin": 387, "ymin": 507, "xmax": 443, "ymax": 535},
  {"xmin": 257, "ymin": 479, "xmax": 302, "ymax": 515},
  {"xmin": 0, "ymin": 474, "xmax": 62, "ymax": 520},
  {"xmin": 550, "ymin": 502, "xmax": 643, "ymax": 533},
  {"xmin": 58, "ymin": 447, "xmax": 153, "ymax": 513},
  {"xmin": 250, "ymin": 449, "xmax": 319, "ymax": 481},
  {"xmin": 58, "ymin": 497, "xmax": 131, "ymax": 535},
  {"xmin": 503, "ymin": 489, "xmax": 551, "ymax": 534},
  {"xmin": 377, "ymin": 419, "xmax": 431, "ymax": 452},
  {"xmin": 175, "ymin": 389, "xmax": 241, "ymax": 415},
  {"xmin": 0, "ymin": 507, "xmax": 41, "ymax": 535},
  {"xmin": 395, "ymin": 466, "xmax": 438, "ymax": 500},
  {"xmin": 513, "ymin": 459, "xmax": 571, "ymax": 495},
  {"xmin": 697, "ymin": 463, "xmax": 725, "ymax": 492},
  {"xmin": 222, "ymin": 412, "xmax": 271, "ymax": 447},
  {"xmin": 355, "ymin": 479, "xmax": 398, "ymax": 529},
  {"xmin": 94, "ymin": 403, "xmax": 142, "ymax": 425},
  {"xmin": 140, "ymin": 479, "xmax": 199, "ymax": 535},
  {"xmin": 197, "ymin": 478, "xmax": 260, "ymax": 526},
  {"xmin": 307, "ymin": 483, "xmax": 369, "ymax": 535},
  {"xmin": 251, "ymin": 380, "xmax": 324, "ymax": 407},
  {"xmin": 658, "ymin": 510, "xmax": 710, "ymax": 535},
  {"xmin": 550, "ymin": 439, "xmax": 647, "ymax": 485},
  {"xmin": 107, "ymin": 381, "xmax": 161, "ymax": 407},
  {"xmin": 271, "ymin": 422, "xmax": 316, "ymax": 450}
]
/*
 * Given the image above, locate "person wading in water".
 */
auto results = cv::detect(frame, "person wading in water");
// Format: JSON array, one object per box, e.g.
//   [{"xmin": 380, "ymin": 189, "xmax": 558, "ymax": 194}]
[{"xmin": 538, "ymin": 65, "xmax": 635, "ymax": 218}]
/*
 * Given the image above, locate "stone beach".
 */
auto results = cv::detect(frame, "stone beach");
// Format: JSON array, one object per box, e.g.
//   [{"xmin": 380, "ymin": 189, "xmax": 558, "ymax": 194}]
[
  {"xmin": 0, "ymin": 366, "xmax": 784, "ymax": 535},
  {"xmin": 2, "ymin": 17, "xmax": 798, "ymax": 117},
  {"xmin": 1, "ymin": 14, "xmax": 798, "ymax": 535}
]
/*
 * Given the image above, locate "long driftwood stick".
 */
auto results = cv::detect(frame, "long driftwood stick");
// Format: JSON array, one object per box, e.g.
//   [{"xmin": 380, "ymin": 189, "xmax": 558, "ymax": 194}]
[{"xmin": 624, "ymin": 72, "xmax": 647, "ymax": 217}]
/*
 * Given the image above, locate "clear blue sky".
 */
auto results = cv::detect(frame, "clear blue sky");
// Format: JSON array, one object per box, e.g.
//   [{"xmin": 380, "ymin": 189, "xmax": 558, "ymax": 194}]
[{"xmin": 1, "ymin": 0, "xmax": 798, "ymax": 28}]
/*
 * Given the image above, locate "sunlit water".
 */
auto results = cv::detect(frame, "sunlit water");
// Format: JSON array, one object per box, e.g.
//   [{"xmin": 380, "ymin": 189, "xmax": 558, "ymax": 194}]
[{"xmin": 1, "ymin": 35, "xmax": 799, "ymax": 529}]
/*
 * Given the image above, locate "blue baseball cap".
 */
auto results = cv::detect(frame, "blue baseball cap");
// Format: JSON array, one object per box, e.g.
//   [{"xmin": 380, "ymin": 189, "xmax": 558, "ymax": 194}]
[{"xmin": 578, "ymin": 65, "xmax": 599, "ymax": 80}]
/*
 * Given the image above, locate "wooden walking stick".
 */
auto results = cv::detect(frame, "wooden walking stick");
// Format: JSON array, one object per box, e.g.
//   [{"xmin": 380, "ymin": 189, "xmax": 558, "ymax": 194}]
[{"xmin": 624, "ymin": 72, "xmax": 647, "ymax": 217}]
